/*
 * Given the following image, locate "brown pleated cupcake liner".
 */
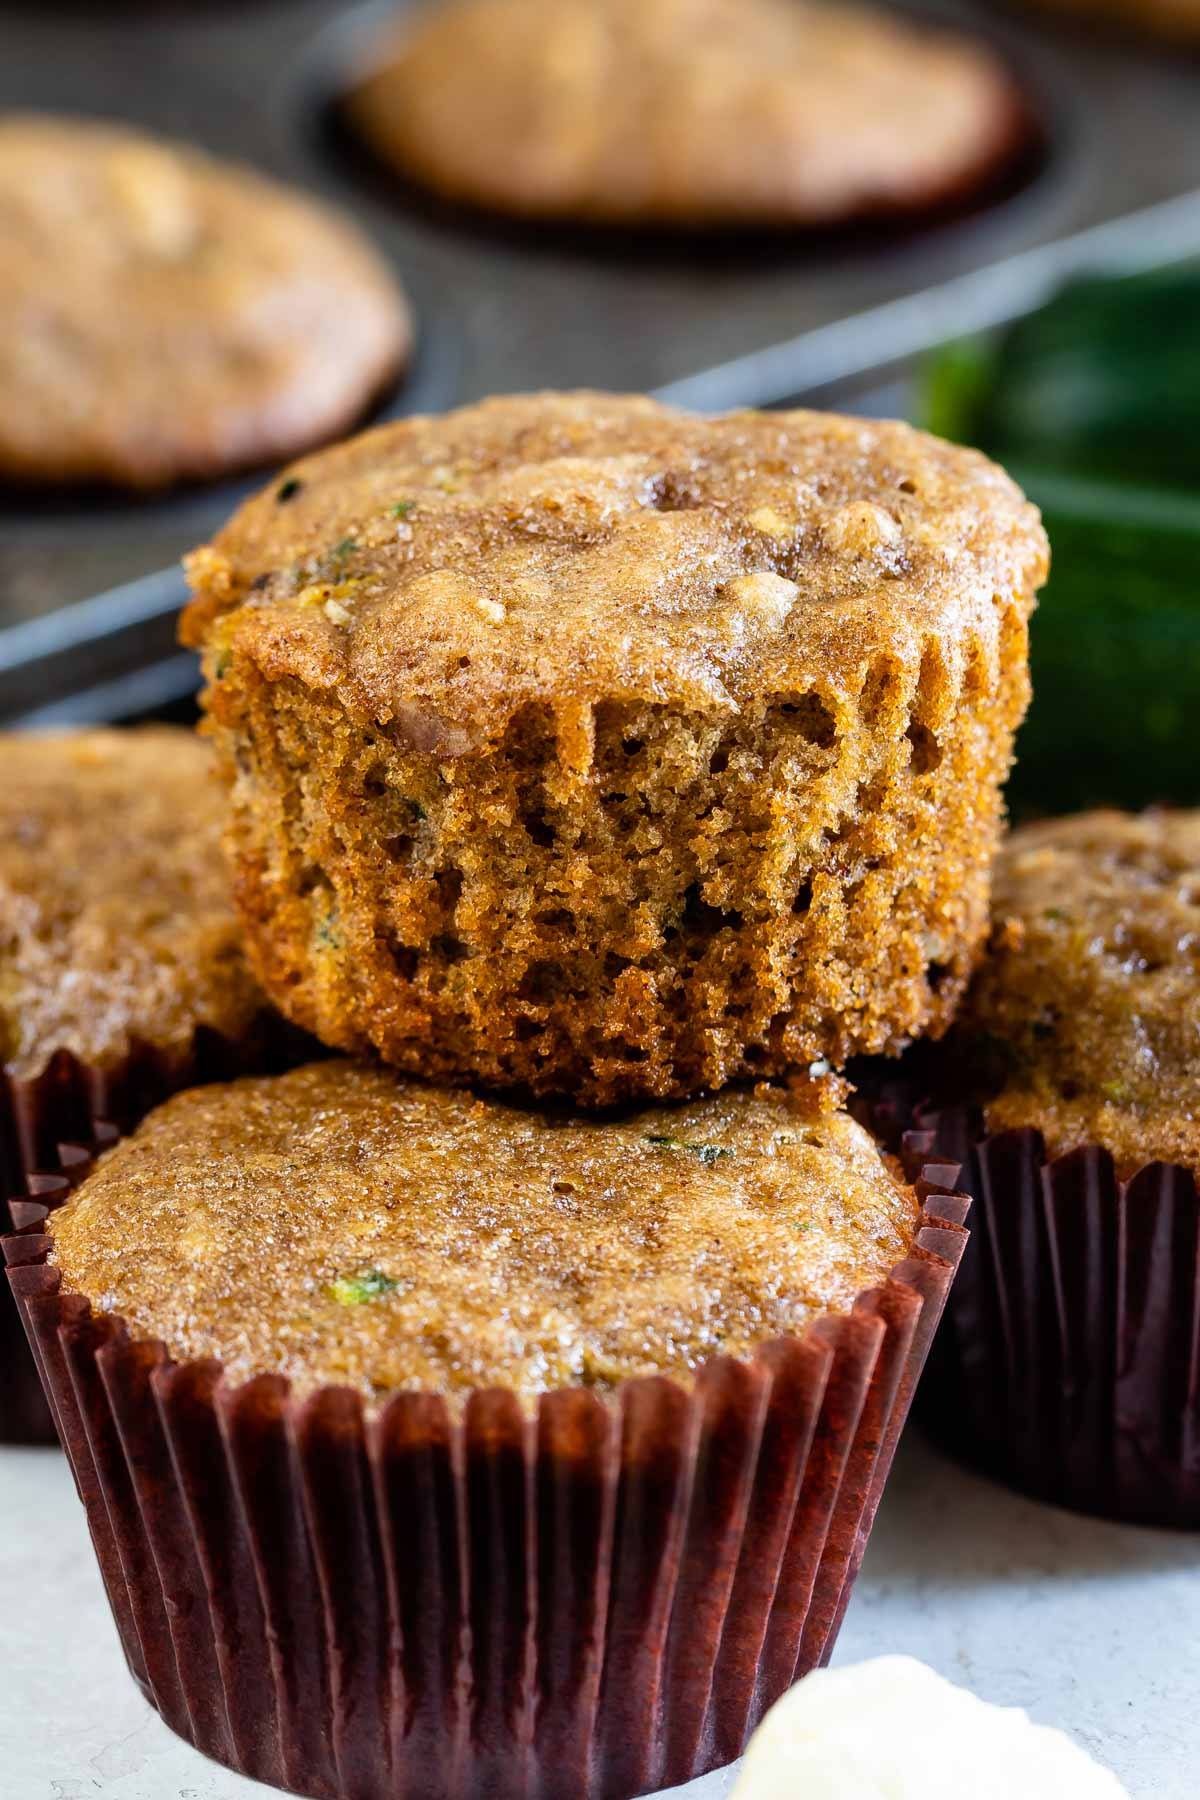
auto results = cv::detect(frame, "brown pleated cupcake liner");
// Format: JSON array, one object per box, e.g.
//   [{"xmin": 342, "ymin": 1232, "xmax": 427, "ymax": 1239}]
[
  {"xmin": 1, "ymin": 1021, "xmax": 310, "ymax": 1444},
  {"xmin": 5, "ymin": 1156, "xmax": 967, "ymax": 1800},
  {"xmin": 875, "ymin": 1091, "xmax": 1200, "ymax": 1529}
]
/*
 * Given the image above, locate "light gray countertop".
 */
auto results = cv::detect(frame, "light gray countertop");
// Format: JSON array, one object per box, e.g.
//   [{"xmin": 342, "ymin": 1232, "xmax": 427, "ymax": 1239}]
[{"xmin": 2, "ymin": 1430, "xmax": 1195, "ymax": 1799}]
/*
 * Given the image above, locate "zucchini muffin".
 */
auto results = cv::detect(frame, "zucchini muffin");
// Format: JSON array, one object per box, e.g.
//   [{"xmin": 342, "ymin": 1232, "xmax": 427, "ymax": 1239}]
[
  {"xmin": 956, "ymin": 809, "xmax": 1200, "ymax": 1176},
  {"xmin": 183, "ymin": 391, "xmax": 1047, "ymax": 1105},
  {"xmin": 14, "ymin": 1060, "xmax": 964, "ymax": 1795},
  {"xmin": 2, "ymin": 728, "xmax": 269, "ymax": 1098},
  {"xmin": 345, "ymin": 0, "xmax": 1030, "ymax": 230},
  {"xmin": 0, "ymin": 726, "xmax": 280, "ymax": 1444},
  {"xmin": 47, "ymin": 1060, "xmax": 920, "ymax": 1397},
  {"xmin": 920, "ymin": 807, "xmax": 1200, "ymax": 1525},
  {"xmin": 0, "ymin": 114, "xmax": 410, "ymax": 488}
]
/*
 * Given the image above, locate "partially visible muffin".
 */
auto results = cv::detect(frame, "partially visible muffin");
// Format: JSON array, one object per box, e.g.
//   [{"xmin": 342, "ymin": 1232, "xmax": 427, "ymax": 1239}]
[
  {"xmin": 345, "ymin": 0, "xmax": 1030, "ymax": 230},
  {"xmin": 182, "ymin": 390, "xmax": 1047, "ymax": 1106},
  {"xmin": 1, "ymin": 728, "xmax": 270, "ymax": 1086},
  {"xmin": 954, "ymin": 809, "xmax": 1200, "ymax": 1176},
  {"xmin": 47, "ymin": 1059, "xmax": 920, "ymax": 1397},
  {"xmin": 0, "ymin": 114, "xmax": 410, "ymax": 488}
]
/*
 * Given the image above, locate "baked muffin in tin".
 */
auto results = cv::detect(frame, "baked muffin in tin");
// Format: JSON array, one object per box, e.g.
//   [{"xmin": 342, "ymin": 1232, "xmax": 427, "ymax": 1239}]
[
  {"xmin": 346, "ymin": 0, "xmax": 1031, "ymax": 231},
  {"xmin": 0, "ymin": 114, "xmax": 410, "ymax": 489},
  {"xmin": 182, "ymin": 390, "xmax": 1047, "ymax": 1106},
  {"xmin": 10, "ymin": 1058, "xmax": 966, "ymax": 1798}
]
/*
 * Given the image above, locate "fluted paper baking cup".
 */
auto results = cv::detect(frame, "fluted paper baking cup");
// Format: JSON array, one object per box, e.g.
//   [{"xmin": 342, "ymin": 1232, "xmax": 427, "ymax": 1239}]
[
  {"xmin": 894, "ymin": 1101, "xmax": 1200, "ymax": 1528},
  {"xmin": 1, "ymin": 1021, "xmax": 307, "ymax": 1444},
  {"xmin": 5, "ymin": 1160, "xmax": 966, "ymax": 1799}
]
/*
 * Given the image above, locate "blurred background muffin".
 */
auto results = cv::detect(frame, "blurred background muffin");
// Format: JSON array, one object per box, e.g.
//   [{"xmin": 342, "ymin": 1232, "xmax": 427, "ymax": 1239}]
[
  {"xmin": 182, "ymin": 391, "xmax": 1047, "ymax": 1106},
  {"xmin": 0, "ymin": 114, "xmax": 411, "ymax": 489},
  {"xmin": 346, "ymin": 0, "xmax": 1031, "ymax": 230}
]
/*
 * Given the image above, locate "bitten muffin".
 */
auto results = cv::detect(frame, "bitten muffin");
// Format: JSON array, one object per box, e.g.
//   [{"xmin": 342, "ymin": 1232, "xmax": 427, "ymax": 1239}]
[
  {"xmin": 48, "ymin": 1060, "xmax": 920, "ymax": 1396},
  {"xmin": 955, "ymin": 809, "xmax": 1200, "ymax": 1177},
  {"xmin": 183, "ymin": 392, "xmax": 1047, "ymax": 1106},
  {"xmin": 1, "ymin": 728, "xmax": 270, "ymax": 1090},
  {"xmin": 345, "ymin": 0, "xmax": 1030, "ymax": 230},
  {"xmin": 0, "ymin": 114, "xmax": 410, "ymax": 488},
  {"xmin": 15, "ymin": 1060, "xmax": 964, "ymax": 1795}
]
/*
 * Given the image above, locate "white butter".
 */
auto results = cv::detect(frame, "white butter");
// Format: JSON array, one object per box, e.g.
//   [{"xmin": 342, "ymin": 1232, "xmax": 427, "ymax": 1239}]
[{"xmin": 732, "ymin": 1656, "xmax": 1129, "ymax": 1799}]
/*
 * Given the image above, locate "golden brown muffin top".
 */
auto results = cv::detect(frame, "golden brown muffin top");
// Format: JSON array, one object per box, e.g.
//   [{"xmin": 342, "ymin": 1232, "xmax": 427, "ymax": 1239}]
[
  {"xmin": 959, "ymin": 810, "xmax": 1200, "ymax": 1177},
  {"xmin": 1, "ymin": 729, "xmax": 267, "ymax": 1080},
  {"xmin": 346, "ymin": 0, "xmax": 1025, "ymax": 227},
  {"xmin": 48, "ymin": 1060, "xmax": 921, "ymax": 1400},
  {"xmin": 183, "ymin": 393, "xmax": 1047, "ymax": 756},
  {"xmin": 0, "ymin": 114, "xmax": 410, "ymax": 487}
]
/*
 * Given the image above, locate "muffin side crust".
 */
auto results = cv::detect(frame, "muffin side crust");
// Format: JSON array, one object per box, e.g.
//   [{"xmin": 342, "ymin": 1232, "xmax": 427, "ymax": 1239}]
[
  {"xmin": 183, "ymin": 392, "xmax": 1047, "ymax": 1104},
  {"xmin": 956, "ymin": 809, "xmax": 1200, "ymax": 1176},
  {"xmin": 346, "ymin": 0, "xmax": 1029, "ymax": 229},
  {"xmin": 47, "ymin": 1060, "xmax": 920, "ymax": 1399},
  {"xmin": 0, "ymin": 114, "xmax": 410, "ymax": 488},
  {"xmin": 1, "ymin": 728, "xmax": 267, "ymax": 1080}
]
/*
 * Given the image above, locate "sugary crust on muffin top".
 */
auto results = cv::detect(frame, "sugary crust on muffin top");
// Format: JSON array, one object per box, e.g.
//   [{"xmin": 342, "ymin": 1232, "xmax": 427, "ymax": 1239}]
[
  {"xmin": 48, "ymin": 1060, "xmax": 920, "ymax": 1399},
  {"xmin": 345, "ymin": 0, "xmax": 1027, "ymax": 227},
  {"xmin": 183, "ymin": 392, "xmax": 1047, "ymax": 756},
  {"xmin": 0, "ymin": 114, "xmax": 410, "ymax": 487},
  {"xmin": 0, "ymin": 729, "xmax": 266, "ymax": 1079},
  {"xmin": 960, "ymin": 810, "xmax": 1200, "ymax": 1176}
]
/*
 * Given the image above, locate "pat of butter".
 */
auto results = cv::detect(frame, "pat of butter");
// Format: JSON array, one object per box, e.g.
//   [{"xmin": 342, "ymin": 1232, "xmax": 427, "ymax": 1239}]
[{"xmin": 732, "ymin": 1657, "xmax": 1128, "ymax": 1800}]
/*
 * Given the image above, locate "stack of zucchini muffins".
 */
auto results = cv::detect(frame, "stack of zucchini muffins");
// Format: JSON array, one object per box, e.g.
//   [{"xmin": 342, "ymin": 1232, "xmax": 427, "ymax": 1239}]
[{"xmin": 4, "ymin": 388, "xmax": 1115, "ymax": 1799}]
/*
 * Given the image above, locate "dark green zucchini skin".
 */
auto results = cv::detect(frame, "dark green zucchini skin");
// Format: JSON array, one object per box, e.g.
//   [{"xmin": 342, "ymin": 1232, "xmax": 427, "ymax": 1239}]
[
  {"xmin": 1006, "ymin": 474, "xmax": 1200, "ymax": 815},
  {"xmin": 923, "ymin": 263, "xmax": 1200, "ymax": 815},
  {"xmin": 926, "ymin": 262, "xmax": 1200, "ymax": 490}
]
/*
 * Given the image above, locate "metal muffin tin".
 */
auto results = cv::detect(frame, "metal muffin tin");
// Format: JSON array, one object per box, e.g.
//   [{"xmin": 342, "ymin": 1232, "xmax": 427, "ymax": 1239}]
[{"xmin": 1, "ymin": 0, "xmax": 1199, "ymax": 720}]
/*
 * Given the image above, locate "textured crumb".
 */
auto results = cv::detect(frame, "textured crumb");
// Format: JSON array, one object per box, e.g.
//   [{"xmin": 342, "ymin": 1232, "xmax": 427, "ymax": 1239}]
[
  {"xmin": 0, "ymin": 114, "xmax": 410, "ymax": 487},
  {"xmin": 0, "ymin": 728, "xmax": 269, "ymax": 1080},
  {"xmin": 183, "ymin": 391, "xmax": 1047, "ymax": 1105},
  {"xmin": 345, "ymin": 0, "xmax": 1030, "ymax": 229},
  {"xmin": 48, "ymin": 1060, "xmax": 920, "ymax": 1400},
  {"xmin": 956, "ymin": 809, "xmax": 1200, "ymax": 1177}
]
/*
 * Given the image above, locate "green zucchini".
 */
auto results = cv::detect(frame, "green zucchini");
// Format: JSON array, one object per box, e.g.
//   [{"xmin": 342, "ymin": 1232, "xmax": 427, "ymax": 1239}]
[
  {"xmin": 926, "ymin": 261, "xmax": 1200, "ymax": 491},
  {"xmin": 1004, "ymin": 471, "xmax": 1200, "ymax": 814},
  {"xmin": 922, "ymin": 264, "xmax": 1200, "ymax": 814}
]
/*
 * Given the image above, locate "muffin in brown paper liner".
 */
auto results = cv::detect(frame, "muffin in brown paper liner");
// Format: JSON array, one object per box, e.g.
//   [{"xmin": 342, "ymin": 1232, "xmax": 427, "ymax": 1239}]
[
  {"xmin": 1, "ymin": 1025, "xmax": 307, "ymax": 1444},
  {"xmin": 4, "ymin": 1156, "xmax": 966, "ymax": 1800},
  {"xmin": 872, "ymin": 1090, "xmax": 1200, "ymax": 1530}
]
